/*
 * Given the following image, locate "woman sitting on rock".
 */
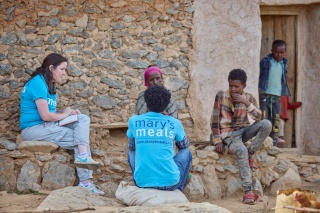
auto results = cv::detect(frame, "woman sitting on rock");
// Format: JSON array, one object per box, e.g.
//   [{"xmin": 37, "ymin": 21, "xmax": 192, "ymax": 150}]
[
  {"xmin": 19, "ymin": 53, "xmax": 104, "ymax": 195},
  {"xmin": 135, "ymin": 66, "xmax": 178, "ymax": 118}
]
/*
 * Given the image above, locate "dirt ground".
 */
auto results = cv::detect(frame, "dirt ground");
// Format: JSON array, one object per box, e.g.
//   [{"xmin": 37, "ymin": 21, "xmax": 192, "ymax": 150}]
[{"xmin": 0, "ymin": 181, "xmax": 319, "ymax": 213}]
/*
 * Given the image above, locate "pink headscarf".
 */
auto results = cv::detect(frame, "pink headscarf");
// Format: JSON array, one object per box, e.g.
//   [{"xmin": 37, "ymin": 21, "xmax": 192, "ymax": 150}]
[{"xmin": 144, "ymin": 66, "xmax": 163, "ymax": 87}]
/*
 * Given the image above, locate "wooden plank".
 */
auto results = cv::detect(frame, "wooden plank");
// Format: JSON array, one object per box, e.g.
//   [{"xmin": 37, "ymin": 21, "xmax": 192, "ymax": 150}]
[
  {"xmin": 90, "ymin": 122, "xmax": 128, "ymax": 129},
  {"xmin": 260, "ymin": 15, "xmax": 274, "ymax": 60},
  {"xmin": 278, "ymin": 153, "xmax": 320, "ymax": 163},
  {"xmin": 283, "ymin": 16, "xmax": 297, "ymax": 148}
]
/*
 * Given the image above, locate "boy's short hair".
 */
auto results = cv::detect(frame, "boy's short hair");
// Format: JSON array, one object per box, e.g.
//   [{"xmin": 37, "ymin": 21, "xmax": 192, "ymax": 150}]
[
  {"xmin": 144, "ymin": 85, "xmax": 171, "ymax": 113},
  {"xmin": 228, "ymin": 69, "xmax": 247, "ymax": 84},
  {"xmin": 272, "ymin": 40, "xmax": 286, "ymax": 49}
]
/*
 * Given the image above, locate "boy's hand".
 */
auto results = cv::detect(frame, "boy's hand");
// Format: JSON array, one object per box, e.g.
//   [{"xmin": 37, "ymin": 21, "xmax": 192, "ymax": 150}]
[
  {"xmin": 215, "ymin": 142, "xmax": 225, "ymax": 154},
  {"xmin": 231, "ymin": 93, "xmax": 250, "ymax": 106}
]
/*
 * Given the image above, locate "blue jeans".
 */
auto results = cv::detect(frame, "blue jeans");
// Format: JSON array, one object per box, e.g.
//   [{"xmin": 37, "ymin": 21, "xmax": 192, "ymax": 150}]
[{"xmin": 128, "ymin": 148, "xmax": 192, "ymax": 191}]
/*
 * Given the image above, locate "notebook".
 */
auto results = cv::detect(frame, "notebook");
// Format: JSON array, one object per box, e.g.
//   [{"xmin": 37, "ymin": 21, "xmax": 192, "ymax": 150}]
[{"xmin": 58, "ymin": 115, "xmax": 78, "ymax": 126}]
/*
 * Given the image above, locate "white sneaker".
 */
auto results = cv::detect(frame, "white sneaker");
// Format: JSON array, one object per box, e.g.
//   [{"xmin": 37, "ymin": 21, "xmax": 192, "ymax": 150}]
[
  {"xmin": 79, "ymin": 182, "xmax": 105, "ymax": 196},
  {"xmin": 74, "ymin": 156, "xmax": 100, "ymax": 170}
]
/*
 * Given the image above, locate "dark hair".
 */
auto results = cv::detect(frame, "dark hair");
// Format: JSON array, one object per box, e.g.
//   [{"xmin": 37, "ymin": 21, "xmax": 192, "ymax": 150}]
[
  {"xmin": 272, "ymin": 40, "xmax": 286, "ymax": 49},
  {"xmin": 144, "ymin": 85, "xmax": 171, "ymax": 113},
  {"xmin": 30, "ymin": 53, "xmax": 67, "ymax": 94},
  {"xmin": 228, "ymin": 69, "xmax": 247, "ymax": 84}
]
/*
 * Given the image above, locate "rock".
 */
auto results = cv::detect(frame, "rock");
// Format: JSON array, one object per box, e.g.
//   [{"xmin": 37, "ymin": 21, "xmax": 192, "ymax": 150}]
[
  {"xmin": 16, "ymin": 19, "xmax": 26, "ymax": 28},
  {"xmin": 97, "ymin": 18, "xmax": 111, "ymax": 31},
  {"xmin": 99, "ymin": 182, "xmax": 118, "ymax": 198},
  {"xmin": 0, "ymin": 137, "xmax": 18, "ymax": 151},
  {"xmin": 165, "ymin": 77, "xmax": 187, "ymax": 92},
  {"xmin": 0, "ymin": 157, "xmax": 16, "ymax": 192},
  {"xmin": 202, "ymin": 165, "xmax": 222, "ymax": 199},
  {"xmin": 267, "ymin": 146, "xmax": 283, "ymax": 156},
  {"xmin": 67, "ymin": 28, "xmax": 89, "ymax": 38},
  {"xmin": 255, "ymin": 151, "xmax": 278, "ymax": 167},
  {"xmin": 111, "ymin": 38, "xmax": 122, "ymax": 49},
  {"xmin": 274, "ymin": 159, "xmax": 299, "ymax": 174},
  {"xmin": 112, "ymin": 22, "xmax": 126, "ymax": 31},
  {"xmin": 48, "ymin": 17, "xmax": 60, "ymax": 27},
  {"xmin": 184, "ymin": 174, "xmax": 205, "ymax": 199},
  {"xmin": 119, "ymin": 50, "xmax": 149, "ymax": 59},
  {"xmin": 29, "ymin": 38, "xmax": 43, "ymax": 47},
  {"xmin": 260, "ymin": 168, "xmax": 279, "ymax": 186},
  {"xmin": 196, "ymin": 150, "xmax": 208, "ymax": 159},
  {"xmin": 37, "ymin": 26, "xmax": 52, "ymax": 35},
  {"xmin": 299, "ymin": 166, "xmax": 314, "ymax": 177},
  {"xmin": 225, "ymin": 177, "xmax": 243, "ymax": 196},
  {"xmin": 305, "ymin": 174, "xmax": 320, "ymax": 183},
  {"xmin": 76, "ymin": 14, "xmax": 88, "ymax": 28},
  {"xmin": 4, "ymin": 150, "xmax": 28, "ymax": 158},
  {"xmin": 126, "ymin": 60, "xmax": 148, "ymax": 69},
  {"xmin": 36, "ymin": 187, "xmax": 121, "ymax": 211},
  {"xmin": 225, "ymin": 164, "xmax": 239, "ymax": 174},
  {"xmin": 17, "ymin": 160, "xmax": 41, "ymax": 192},
  {"xmin": 67, "ymin": 63, "xmax": 83, "ymax": 77},
  {"xmin": 92, "ymin": 59, "xmax": 122, "ymax": 71},
  {"xmin": 17, "ymin": 141, "xmax": 59, "ymax": 153},
  {"xmin": 0, "ymin": 33, "xmax": 17, "ymax": 45},
  {"xmin": 93, "ymin": 95, "xmax": 117, "ymax": 109},
  {"xmin": 269, "ymin": 168, "xmax": 301, "ymax": 195},
  {"xmin": 42, "ymin": 160, "xmax": 75, "ymax": 190},
  {"xmin": 101, "ymin": 78, "xmax": 125, "ymax": 89},
  {"xmin": 0, "ymin": 63, "xmax": 12, "ymax": 76}
]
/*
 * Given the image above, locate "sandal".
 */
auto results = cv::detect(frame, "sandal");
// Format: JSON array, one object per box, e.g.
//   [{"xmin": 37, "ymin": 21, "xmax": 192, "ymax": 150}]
[
  {"xmin": 248, "ymin": 158, "xmax": 258, "ymax": 172},
  {"xmin": 243, "ymin": 192, "xmax": 259, "ymax": 205}
]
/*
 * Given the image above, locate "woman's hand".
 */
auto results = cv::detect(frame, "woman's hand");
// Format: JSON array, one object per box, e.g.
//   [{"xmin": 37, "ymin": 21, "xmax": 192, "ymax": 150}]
[
  {"xmin": 70, "ymin": 108, "xmax": 81, "ymax": 115},
  {"xmin": 63, "ymin": 107, "xmax": 73, "ymax": 116}
]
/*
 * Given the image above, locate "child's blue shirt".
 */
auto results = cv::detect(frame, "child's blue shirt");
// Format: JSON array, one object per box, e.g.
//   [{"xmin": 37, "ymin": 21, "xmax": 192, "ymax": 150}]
[
  {"xmin": 126, "ymin": 112, "xmax": 186, "ymax": 188},
  {"xmin": 265, "ymin": 58, "xmax": 283, "ymax": 96}
]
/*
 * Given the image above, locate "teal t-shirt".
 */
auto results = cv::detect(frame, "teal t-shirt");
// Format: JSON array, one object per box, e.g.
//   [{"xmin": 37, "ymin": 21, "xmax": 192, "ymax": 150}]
[
  {"xmin": 20, "ymin": 74, "xmax": 57, "ymax": 130},
  {"xmin": 126, "ymin": 112, "xmax": 186, "ymax": 188},
  {"xmin": 266, "ymin": 58, "xmax": 282, "ymax": 96}
]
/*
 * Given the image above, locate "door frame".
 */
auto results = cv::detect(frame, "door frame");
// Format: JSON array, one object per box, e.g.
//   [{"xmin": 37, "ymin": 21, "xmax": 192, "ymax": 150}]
[{"xmin": 260, "ymin": 5, "xmax": 306, "ymax": 151}]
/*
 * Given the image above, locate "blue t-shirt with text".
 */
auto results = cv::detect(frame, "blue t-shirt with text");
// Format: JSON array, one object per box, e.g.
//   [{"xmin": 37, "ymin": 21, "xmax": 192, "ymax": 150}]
[
  {"xmin": 126, "ymin": 112, "xmax": 186, "ymax": 188},
  {"xmin": 20, "ymin": 74, "xmax": 57, "ymax": 130}
]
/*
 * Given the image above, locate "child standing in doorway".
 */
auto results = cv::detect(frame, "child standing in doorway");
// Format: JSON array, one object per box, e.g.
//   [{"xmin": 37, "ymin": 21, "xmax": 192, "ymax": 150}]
[{"xmin": 259, "ymin": 40, "xmax": 291, "ymax": 146}]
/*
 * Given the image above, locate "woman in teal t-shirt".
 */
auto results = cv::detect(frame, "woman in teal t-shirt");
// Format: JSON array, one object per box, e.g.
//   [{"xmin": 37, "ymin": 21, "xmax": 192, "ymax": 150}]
[{"xmin": 20, "ymin": 53, "xmax": 104, "ymax": 195}]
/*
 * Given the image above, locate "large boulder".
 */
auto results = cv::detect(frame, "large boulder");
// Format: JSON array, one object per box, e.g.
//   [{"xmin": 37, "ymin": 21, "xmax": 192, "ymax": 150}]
[
  {"xmin": 269, "ymin": 168, "xmax": 301, "ymax": 195},
  {"xmin": 36, "ymin": 186, "xmax": 121, "ymax": 211}
]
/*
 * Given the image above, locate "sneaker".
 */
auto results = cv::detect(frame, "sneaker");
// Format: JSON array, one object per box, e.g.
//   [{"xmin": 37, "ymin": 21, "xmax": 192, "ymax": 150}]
[
  {"xmin": 79, "ymin": 182, "xmax": 105, "ymax": 196},
  {"xmin": 74, "ymin": 156, "xmax": 100, "ymax": 170}
]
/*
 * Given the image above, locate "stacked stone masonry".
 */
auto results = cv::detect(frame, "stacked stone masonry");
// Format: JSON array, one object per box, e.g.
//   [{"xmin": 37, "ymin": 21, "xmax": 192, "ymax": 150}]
[
  {"xmin": 0, "ymin": 0, "xmax": 194, "ymax": 142},
  {"xmin": 1, "ymin": 136, "xmax": 320, "ymax": 199}
]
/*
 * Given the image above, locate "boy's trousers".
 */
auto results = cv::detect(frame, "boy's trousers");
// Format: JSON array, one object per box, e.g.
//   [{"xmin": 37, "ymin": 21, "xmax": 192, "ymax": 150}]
[
  {"xmin": 223, "ymin": 120, "xmax": 272, "ymax": 192},
  {"xmin": 21, "ymin": 114, "xmax": 93, "ymax": 181},
  {"xmin": 259, "ymin": 94, "xmax": 281, "ymax": 145}
]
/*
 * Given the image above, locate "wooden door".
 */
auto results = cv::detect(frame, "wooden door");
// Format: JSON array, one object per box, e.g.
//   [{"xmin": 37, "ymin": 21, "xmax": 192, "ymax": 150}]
[{"xmin": 260, "ymin": 15, "xmax": 297, "ymax": 148}]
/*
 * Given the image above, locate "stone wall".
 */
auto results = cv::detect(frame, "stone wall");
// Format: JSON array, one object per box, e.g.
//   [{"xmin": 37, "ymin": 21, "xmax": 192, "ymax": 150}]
[
  {"xmin": 2, "ymin": 137, "xmax": 320, "ymax": 200},
  {"xmin": 0, "ymin": 0, "xmax": 194, "ymax": 141},
  {"xmin": 188, "ymin": 0, "xmax": 320, "ymax": 156},
  {"xmin": 302, "ymin": 4, "xmax": 320, "ymax": 155},
  {"xmin": 188, "ymin": 0, "xmax": 261, "ymax": 141}
]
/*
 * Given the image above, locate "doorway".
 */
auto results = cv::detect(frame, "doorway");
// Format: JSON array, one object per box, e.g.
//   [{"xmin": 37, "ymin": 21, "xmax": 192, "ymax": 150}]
[{"xmin": 260, "ymin": 15, "xmax": 297, "ymax": 148}]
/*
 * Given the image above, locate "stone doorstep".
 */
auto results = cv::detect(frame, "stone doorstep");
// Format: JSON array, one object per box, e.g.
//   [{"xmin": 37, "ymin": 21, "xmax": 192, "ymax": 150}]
[{"xmin": 278, "ymin": 153, "xmax": 320, "ymax": 163}]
